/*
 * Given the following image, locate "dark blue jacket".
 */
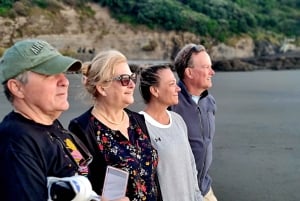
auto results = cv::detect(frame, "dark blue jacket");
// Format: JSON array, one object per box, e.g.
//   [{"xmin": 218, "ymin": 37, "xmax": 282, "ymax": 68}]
[{"xmin": 170, "ymin": 80, "xmax": 217, "ymax": 195}]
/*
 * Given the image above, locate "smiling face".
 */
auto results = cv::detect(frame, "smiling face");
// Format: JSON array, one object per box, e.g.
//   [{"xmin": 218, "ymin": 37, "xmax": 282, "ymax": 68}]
[
  {"xmin": 152, "ymin": 68, "xmax": 181, "ymax": 107},
  {"xmin": 103, "ymin": 62, "xmax": 135, "ymax": 108},
  {"xmin": 184, "ymin": 51, "xmax": 215, "ymax": 95}
]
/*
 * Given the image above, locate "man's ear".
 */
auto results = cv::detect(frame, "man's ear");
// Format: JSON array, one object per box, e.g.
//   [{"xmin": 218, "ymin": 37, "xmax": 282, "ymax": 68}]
[
  {"xmin": 7, "ymin": 79, "xmax": 25, "ymax": 98},
  {"xmin": 184, "ymin": 67, "xmax": 193, "ymax": 79}
]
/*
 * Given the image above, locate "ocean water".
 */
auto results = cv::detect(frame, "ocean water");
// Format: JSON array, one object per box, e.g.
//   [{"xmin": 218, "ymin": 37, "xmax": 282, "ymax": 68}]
[
  {"xmin": 209, "ymin": 70, "xmax": 300, "ymax": 201},
  {"xmin": 1, "ymin": 70, "xmax": 300, "ymax": 201}
]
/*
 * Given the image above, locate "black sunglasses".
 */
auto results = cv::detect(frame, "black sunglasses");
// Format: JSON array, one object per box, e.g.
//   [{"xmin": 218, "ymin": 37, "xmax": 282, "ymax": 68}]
[
  {"xmin": 111, "ymin": 73, "xmax": 137, "ymax": 86},
  {"xmin": 183, "ymin": 45, "xmax": 203, "ymax": 68}
]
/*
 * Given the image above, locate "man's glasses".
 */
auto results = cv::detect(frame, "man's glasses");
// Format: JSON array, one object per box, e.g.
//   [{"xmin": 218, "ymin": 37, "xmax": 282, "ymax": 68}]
[
  {"xmin": 110, "ymin": 73, "xmax": 137, "ymax": 86},
  {"xmin": 184, "ymin": 45, "xmax": 204, "ymax": 68}
]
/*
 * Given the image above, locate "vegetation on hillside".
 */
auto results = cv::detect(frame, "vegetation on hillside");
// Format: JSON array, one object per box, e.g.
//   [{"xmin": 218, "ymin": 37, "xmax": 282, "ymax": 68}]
[
  {"xmin": 0, "ymin": 0, "xmax": 87, "ymax": 15},
  {"xmin": 1, "ymin": 0, "xmax": 299, "ymax": 44},
  {"xmin": 97, "ymin": 0, "xmax": 299, "ymax": 43}
]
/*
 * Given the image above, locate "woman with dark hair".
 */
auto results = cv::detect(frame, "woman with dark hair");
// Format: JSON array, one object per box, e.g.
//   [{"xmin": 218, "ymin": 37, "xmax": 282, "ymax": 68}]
[{"xmin": 139, "ymin": 64, "xmax": 203, "ymax": 201}]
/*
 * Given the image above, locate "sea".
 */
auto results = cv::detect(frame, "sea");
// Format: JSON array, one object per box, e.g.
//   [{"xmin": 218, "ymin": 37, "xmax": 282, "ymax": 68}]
[{"xmin": 1, "ymin": 70, "xmax": 299, "ymax": 201}]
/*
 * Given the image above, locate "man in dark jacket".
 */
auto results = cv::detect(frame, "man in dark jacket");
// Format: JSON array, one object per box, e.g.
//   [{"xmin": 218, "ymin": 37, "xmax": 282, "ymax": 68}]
[{"xmin": 171, "ymin": 44, "xmax": 218, "ymax": 201}]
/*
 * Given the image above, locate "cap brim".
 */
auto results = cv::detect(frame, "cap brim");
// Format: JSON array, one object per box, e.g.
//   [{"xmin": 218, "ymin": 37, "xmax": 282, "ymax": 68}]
[{"xmin": 32, "ymin": 55, "xmax": 82, "ymax": 75}]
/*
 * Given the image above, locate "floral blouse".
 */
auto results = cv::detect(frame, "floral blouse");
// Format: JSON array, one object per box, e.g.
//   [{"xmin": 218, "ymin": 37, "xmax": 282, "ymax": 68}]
[{"xmin": 92, "ymin": 111, "xmax": 159, "ymax": 201}]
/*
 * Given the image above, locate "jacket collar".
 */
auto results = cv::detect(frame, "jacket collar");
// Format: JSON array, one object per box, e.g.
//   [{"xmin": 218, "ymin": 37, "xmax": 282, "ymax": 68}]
[{"xmin": 178, "ymin": 80, "xmax": 209, "ymax": 100}]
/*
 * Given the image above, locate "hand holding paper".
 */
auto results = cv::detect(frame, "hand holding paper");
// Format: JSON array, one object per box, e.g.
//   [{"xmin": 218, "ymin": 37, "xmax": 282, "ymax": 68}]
[{"xmin": 102, "ymin": 166, "xmax": 129, "ymax": 200}]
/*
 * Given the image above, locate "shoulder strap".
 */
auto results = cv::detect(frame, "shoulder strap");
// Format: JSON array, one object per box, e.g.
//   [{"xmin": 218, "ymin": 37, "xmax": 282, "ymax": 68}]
[
  {"xmin": 56, "ymin": 120, "xmax": 93, "ymax": 167},
  {"xmin": 132, "ymin": 112, "xmax": 149, "ymax": 136},
  {"xmin": 125, "ymin": 109, "xmax": 163, "ymax": 201}
]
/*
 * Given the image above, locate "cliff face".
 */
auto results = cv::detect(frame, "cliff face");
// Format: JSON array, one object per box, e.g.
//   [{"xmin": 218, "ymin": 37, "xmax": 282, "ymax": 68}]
[
  {"xmin": 0, "ymin": 3, "xmax": 299, "ymax": 70},
  {"xmin": 0, "ymin": 4, "xmax": 197, "ymax": 61}
]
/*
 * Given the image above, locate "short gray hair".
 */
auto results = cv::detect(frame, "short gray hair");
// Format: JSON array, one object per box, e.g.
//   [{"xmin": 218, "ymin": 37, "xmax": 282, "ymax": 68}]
[
  {"xmin": 3, "ymin": 71, "xmax": 29, "ymax": 103},
  {"xmin": 174, "ymin": 44, "xmax": 206, "ymax": 80}
]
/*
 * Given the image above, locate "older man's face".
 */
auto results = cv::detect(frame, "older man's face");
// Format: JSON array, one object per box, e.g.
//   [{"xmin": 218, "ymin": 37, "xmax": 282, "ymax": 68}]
[
  {"xmin": 21, "ymin": 71, "xmax": 70, "ymax": 119},
  {"xmin": 187, "ymin": 51, "xmax": 215, "ymax": 92}
]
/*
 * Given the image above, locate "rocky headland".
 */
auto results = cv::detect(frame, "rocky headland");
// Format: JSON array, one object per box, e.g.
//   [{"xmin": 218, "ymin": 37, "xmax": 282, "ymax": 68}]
[{"xmin": 0, "ymin": 2, "xmax": 299, "ymax": 71}]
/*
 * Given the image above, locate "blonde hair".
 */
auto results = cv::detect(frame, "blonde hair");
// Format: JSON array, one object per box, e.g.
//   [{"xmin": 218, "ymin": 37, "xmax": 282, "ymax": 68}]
[
  {"xmin": 84, "ymin": 50, "xmax": 127, "ymax": 98},
  {"xmin": 81, "ymin": 61, "xmax": 91, "ymax": 77},
  {"xmin": 81, "ymin": 61, "xmax": 91, "ymax": 85}
]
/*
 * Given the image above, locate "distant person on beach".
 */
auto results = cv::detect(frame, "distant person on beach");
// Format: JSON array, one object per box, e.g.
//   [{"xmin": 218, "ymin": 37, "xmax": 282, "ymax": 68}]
[
  {"xmin": 170, "ymin": 44, "xmax": 218, "ymax": 201},
  {"xmin": 139, "ymin": 64, "xmax": 203, "ymax": 201},
  {"xmin": 68, "ymin": 50, "xmax": 162, "ymax": 201},
  {"xmin": 0, "ymin": 39, "xmax": 129, "ymax": 201}
]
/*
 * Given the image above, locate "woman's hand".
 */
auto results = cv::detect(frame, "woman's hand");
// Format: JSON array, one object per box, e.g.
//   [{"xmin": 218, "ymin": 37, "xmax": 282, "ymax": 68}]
[
  {"xmin": 101, "ymin": 197, "xmax": 130, "ymax": 201},
  {"xmin": 112, "ymin": 198, "xmax": 130, "ymax": 201}
]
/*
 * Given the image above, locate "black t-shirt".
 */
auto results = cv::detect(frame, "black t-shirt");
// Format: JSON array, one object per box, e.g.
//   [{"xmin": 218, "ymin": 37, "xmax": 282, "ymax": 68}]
[{"xmin": 0, "ymin": 112, "xmax": 88, "ymax": 201}]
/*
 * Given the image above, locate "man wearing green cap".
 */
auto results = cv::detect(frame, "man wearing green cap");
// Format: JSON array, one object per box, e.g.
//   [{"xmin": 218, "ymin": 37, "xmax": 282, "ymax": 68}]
[{"xmin": 0, "ymin": 39, "xmax": 128, "ymax": 201}]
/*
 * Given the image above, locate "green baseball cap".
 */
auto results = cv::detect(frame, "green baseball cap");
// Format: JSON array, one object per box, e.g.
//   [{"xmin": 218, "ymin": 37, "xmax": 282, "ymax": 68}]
[{"xmin": 0, "ymin": 39, "xmax": 82, "ymax": 83}]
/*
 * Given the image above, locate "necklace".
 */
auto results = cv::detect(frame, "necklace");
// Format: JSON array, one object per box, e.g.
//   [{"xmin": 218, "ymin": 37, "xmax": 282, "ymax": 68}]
[{"xmin": 93, "ymin": 108, "xmax": 126, "ymax": 125}]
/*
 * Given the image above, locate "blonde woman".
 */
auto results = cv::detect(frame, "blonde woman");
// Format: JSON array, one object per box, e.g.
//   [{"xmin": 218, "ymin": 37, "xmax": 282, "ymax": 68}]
[{"xmin": 68, "ymin": 50, "xmax": 161, "ymax": 201}]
